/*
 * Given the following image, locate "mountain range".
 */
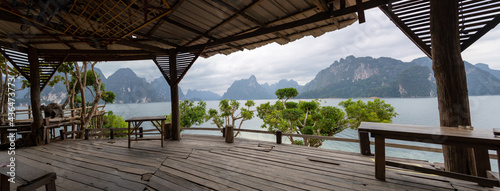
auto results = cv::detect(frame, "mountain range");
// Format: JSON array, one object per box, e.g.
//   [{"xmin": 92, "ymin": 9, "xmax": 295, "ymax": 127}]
[{"xmin": 16, "ymin": 55, "xmax": 500, "ymax": 105}]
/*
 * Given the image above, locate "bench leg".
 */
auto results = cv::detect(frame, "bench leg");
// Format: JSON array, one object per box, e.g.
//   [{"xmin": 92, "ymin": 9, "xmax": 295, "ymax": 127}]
[
  {"xmin": 498, "ymin": 150, "xmax": 500, "ymax": 174},
  {"xmin": 45, "ymin": 181, "xmax": 56, "ymax": 191},
  {"xmin": 128, "ymin": 122, "xmax": 131, "ymax": 148},
  {"xmin": 1, "ymin": 174, "xmax": 9, "ymax": 191},
  {"xmin": 473, "ymin": 148, "xmax": 491, "ymax": 178},
  {"xmin": 375, "ymin": 136, "xmax": 386, "ymax": 181},
  {"xmin": 358, "ymin": 131, "xmax": 371, "ymax": 155}
]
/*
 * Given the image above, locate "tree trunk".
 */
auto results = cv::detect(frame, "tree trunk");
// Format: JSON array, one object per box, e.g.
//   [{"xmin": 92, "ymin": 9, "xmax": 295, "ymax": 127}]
[
  {"xmin": 430, "ymin": 0, "xmax": 476, "ymax": 175},
  {"xmin": 28, "ymin": 46, "xmax": 44, "ymax": 145}
]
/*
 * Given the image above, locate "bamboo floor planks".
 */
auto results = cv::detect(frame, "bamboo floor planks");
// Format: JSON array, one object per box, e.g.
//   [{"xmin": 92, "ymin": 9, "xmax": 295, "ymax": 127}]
[{"xmin": 3, "ymin": 134, "xmax": 499, "ymax": 191}]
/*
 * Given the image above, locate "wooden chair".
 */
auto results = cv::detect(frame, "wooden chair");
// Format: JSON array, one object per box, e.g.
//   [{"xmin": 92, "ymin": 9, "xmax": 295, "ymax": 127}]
[{"xmin": 1, "ymin": 156, "xmax": 57, "ymax": 191}]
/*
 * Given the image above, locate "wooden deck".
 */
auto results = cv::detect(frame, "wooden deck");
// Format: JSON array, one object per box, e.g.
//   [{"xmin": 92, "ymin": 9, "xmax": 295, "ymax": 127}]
[{"xmin": 6, "ymin": 134, "xmax": 500, "ymax": 191}]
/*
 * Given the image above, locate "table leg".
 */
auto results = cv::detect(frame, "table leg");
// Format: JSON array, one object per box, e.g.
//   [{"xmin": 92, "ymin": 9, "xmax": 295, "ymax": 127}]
[
  {"xmin": 473, "ymin": 148, "xmax": 491, "ymax": 178},
  {"xmin": 128, "ymin": 122, "xmax": 131, "ymax": 148},
  {"xmin": 1, "ymin": 174, "xmax": 9, "ymax": 191},
  {"xmin": 375, "ymin": 135, "xmax": 386, "ymax": 181},
  {"xmin": 358, "ymin": 131, "xmax": 371, "ymax": 155},
  {"xmin": 161, "ymin": 120, "xmax": 164, "ymax": 147}
]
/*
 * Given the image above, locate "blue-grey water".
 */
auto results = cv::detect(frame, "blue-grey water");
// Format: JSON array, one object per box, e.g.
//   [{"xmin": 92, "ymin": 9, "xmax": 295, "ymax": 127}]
[{"xmin": 20, "ymin": 95, "xmax": 500, "ymax": 171}]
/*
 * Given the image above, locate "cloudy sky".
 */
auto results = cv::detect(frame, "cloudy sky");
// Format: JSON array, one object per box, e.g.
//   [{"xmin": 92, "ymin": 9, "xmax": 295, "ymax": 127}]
[{"xmin": 96, "ymin": 9, "xmax": 500, "ymax": 95}]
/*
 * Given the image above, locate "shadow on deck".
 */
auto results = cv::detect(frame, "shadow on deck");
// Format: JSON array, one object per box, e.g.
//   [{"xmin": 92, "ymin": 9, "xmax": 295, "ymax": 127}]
[{"xmin": 8, "ymin": 134, "xmax": 500, "ymax": 191}]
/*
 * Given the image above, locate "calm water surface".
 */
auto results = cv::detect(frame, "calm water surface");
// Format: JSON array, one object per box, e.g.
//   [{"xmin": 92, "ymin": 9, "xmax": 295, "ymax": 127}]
[{"xmin": 28, "ymin": 96, "xmax": 500, "ymax": 170}]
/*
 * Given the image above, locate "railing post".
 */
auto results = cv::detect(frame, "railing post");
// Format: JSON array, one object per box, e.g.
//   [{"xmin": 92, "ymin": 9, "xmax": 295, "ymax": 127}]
[
  {"xmin": 44, "ymin": 118, "xmax": 50, "ymax": 144},
  {"xmin": 85, "ymin": 129, "xmax": 89, "ymax": 140},
  {"xmin": 139, "ymin": 127, "xmax": 143, "ymax": 138},
  {"xmin": 225, "ymin": 125, "xmax": 233, "ymax": 143},
  {"xmin": 60, "ymin": 130, "xmax": 65, "ymax": 140},
  {"xmin": 28, "ymin": 105, "xmax": 32, "ymax": 119},
  {"xmin": 359, "ymin": 131, "xmax": 371, "ymax": 155},
  {"xmin": 164, "ymin": 123, "xmax": 171, "ymax": 140},
  {"xmin": 276, "ymin": 130, "xmax": 282, "ymax": 144},
  {"xmin": 222, "ymin": 127, "xmax": 226, "ymax": 137},
  {"xmin": 110, "ymin": 128, "xmax": 114, "ymax": 139}
]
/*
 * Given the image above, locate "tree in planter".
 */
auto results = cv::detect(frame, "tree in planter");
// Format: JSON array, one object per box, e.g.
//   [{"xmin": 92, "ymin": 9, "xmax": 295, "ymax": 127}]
[{"xmin": 207, "ymin": 99, "xmax": 255, "ymax": 136}]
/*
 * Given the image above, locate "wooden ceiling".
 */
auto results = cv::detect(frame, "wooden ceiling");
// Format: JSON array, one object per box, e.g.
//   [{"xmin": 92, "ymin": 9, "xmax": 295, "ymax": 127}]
[{"xmin": 1, "ymin": 0, "xmax": 499, "ymax": 89}]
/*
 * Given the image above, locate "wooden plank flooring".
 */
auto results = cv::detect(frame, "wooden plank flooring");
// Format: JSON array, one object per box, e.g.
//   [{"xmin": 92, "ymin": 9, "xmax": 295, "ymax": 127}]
[{"xmin": 3, "ymin": 134, "xmax": 500, "ymax": 191}]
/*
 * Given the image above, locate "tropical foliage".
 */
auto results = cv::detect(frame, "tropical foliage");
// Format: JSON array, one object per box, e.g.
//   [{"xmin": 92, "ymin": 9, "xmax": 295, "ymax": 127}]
[{"xmin": 257, "ymin": 87, "xmax": 397, "ymax": 147}]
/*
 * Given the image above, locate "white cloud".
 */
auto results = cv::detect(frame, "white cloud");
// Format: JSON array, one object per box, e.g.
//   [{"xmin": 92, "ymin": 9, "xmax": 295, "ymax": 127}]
[{"xmin": 97, "ymin": 9, "xmax": 500, "ymax": 95}]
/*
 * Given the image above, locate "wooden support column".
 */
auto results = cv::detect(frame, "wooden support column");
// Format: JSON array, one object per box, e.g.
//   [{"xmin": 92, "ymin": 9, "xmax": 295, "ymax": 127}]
[
  {"xmin": 169, "ymin": 49, "xmax": 181, "ymax": 140},
  {"xmin": 430, "ymin": 0, "xmax": 478, "ymax": 176},
  {"xmin": 28, "ymin": 46, "xmax": 44, "ymax": 146}
]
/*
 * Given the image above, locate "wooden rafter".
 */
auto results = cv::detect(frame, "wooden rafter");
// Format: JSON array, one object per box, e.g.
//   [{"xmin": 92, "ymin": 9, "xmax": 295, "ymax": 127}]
[
  {"xmin": 175, "ymin": 41, "xmax": 210, "ymax": 84},
  {"xmin": 379, "ymin": 5, "xmax": 431, "ymax": 57},
  {"xmin": 183, "ymin": 0, "xmax": 264, "ymax": 47},
  {"xmin": 461, "ymin": 14, "xmax": 500, "ymax": 51},
  {"xmin": 381, "ymin": 0, "xmax": 500, "ymax": 57},
  {"xmin": 182, "ymin": 0, "xmax": 390, "ymax": 52},
  {"xmin": 152, "ymin": 55, "xmax": 172, "ymax": 86},
  {"xmin": 0, "ymin": 47, "xmax": 66, "ymax": 91}
]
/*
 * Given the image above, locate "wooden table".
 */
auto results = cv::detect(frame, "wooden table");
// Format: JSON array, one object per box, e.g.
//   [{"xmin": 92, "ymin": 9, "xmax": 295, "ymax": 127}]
[
  {"xmin": 125, "ymin": 116, "xmax": 166, "ymax": 148},
  {"xmin": 359, "ymin": 122, "xmax": 500, "ymax": 187}
]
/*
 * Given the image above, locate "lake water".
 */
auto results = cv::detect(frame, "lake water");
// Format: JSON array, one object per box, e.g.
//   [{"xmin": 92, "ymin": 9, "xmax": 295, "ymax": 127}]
[{"xmin": 25, "ymin": 95, "xmax": 500, "ymax": 170}]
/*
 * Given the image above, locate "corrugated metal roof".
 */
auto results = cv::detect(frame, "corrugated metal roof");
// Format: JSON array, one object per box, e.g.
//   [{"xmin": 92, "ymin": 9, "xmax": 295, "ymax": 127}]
[{"xmin": 0, "ymin": 0, "xmax": 401, "ymax": 62}]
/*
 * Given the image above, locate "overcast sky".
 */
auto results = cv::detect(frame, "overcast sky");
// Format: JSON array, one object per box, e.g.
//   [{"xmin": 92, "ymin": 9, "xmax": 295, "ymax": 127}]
[{"xmin": 96, "ymin": 9, "xmax": 500, "ymax": 95}]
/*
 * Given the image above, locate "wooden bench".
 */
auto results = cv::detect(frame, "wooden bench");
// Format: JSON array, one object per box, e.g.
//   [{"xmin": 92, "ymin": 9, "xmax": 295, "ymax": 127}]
[
  {"xmin": 0, "ymin": 155, "xmax": 57, "ymax": 191},
  {"xmin": 359, "ymin": 122, "xmax": 500, "ymax": 187}
]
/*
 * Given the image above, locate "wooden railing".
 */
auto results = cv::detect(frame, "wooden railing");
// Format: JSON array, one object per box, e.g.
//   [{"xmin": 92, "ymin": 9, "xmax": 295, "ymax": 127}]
[
  {"xmin": 180, "ymin": 127, "xmax": 499, "ymax": 160},
  {"xmin": 49, "ymin": 125, "xmax": 499, "ymax": 161},
  {"xmin": 14, "ymin": 105, "xmax": 106, "ymax": 122}
]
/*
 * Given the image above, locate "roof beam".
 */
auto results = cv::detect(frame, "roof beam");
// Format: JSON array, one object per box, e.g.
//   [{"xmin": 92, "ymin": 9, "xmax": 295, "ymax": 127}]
[
  {"xmin": 115, "ymin": 39, "xmax": 167, "ymax": 53},
  {"xmin": 182, "ymin": 0, "xmax": 390, "ymax": 52},
  {"xmin": 310, "ymin": 0, "xmax": 329, "ymax": 12},
  {"xmin": 0, "ymin": 40, "xmax": 28, "ymax": 53},
  {"xmin": 211, "ymin": 0, "xmax": 290, "ymax": 42},
  {"xmin": 183, "ymin": 0, "xmax": 264, "ymax": 47},
  {"xmin": 38, "ymin": 49, "xmax": 151, "ymax": 55}
]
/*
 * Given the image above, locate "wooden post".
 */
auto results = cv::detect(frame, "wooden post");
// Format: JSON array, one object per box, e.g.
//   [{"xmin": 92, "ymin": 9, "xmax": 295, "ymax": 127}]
[
  {"xmin": 128, "ymin": 122, "xmax": 131, "ymax": 148},
  {"xmin": 276, "ymin": 130, "xmax": 282, "ymax": 144},
  {"xmin": 374, "ymin": 135, "xmax": 385, "ymax": 180},
  {"xmin": 430, "ymin": 0, "xmax": 478, "ymax": 176},
  {"xmin": 60, "ymin": 130, "xmax": 65, "ymax": 140},
  {"xmin": 139, "ymin": 127, "xmax": 143, "ymax": 138},
  {"xmin": 225, "ymin": 125, "xmax": 234, "ymax": 143},
  {"xmin": 170, "ymin": 49, "xmax": 181, "ymax": 140},
  {"xmin": 1, "ymin": 174, "xmax": 10, "ymax": 191},
  {"xmin": 161, "ymin": 119, "xmax": 164, "ymax": 147},
  {"xmin": 359, "ymin": 131, "xmax": 371, "ymax": 155},
  {"xmin": 110, "ymin": 128, "xmax": 114, "ymax": 139},
  {"xmin": 28, "ymin": 46, "xmax": 44, "ymax": 145},
  {"xmin": 43, "ymin": 118, "xmax": 50, "ymax": 144},
  {"xmin": 164, "ymin": 123, "xmax": 171, "ymax": 140},
  {"xmin": 222, "ymin": 127, "xmax": 226, "ymax": 137},
  {"xmin": 84, "ymin": 129, "xmax": 89, "ymax": 140},
  {"xmin": 28, "ymin": 105, "xmax": 31, "ymax": 119}
]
